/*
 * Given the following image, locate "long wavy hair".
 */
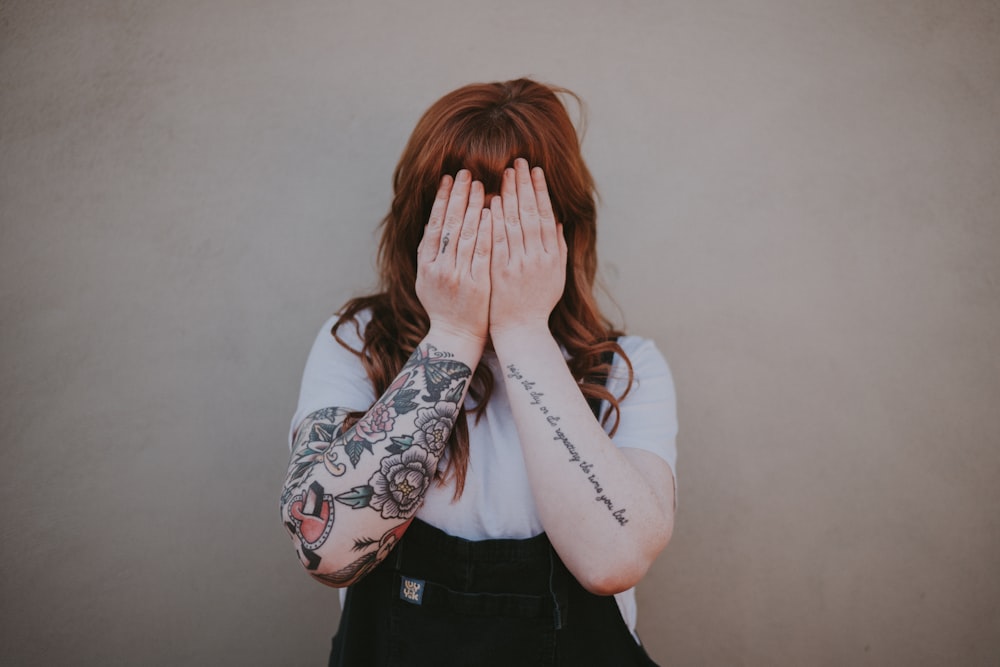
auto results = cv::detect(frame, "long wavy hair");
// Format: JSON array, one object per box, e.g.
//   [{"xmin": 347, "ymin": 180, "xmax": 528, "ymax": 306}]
[{"xmin": 333, "ymin": 78, "xmax": 633, "ymax": 497}]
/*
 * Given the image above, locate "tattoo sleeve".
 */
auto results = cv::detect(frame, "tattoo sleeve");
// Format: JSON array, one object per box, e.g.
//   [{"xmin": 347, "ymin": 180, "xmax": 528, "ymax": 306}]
[{"xmin": 280, "ymin": 343, "xmax": 472, "ymax": 581}]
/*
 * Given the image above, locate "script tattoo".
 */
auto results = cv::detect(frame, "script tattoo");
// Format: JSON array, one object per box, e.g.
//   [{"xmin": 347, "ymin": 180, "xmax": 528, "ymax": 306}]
[{"xmin": 506, "ymin": 363, "xmax": 629, "ymax": 527}]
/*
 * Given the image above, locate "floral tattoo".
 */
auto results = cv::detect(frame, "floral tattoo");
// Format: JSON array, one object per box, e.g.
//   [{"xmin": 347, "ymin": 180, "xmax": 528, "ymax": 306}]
[
  {"xmin": 411, "ymin": 402, "xmax": 458, "ymax": 456},
  {"xmin": 281, "ymin": 343, "xmax": 471, "ymax": 576},
  {"xmin": 331, "ymin": 346, "xmax": 469, "ymax": 518}
]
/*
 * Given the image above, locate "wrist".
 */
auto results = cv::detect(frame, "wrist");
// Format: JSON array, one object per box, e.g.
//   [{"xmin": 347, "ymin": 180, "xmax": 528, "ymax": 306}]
[
  {"xmin": 425, "ymin": 322, "xmax": 488, "ymax": 365},
  {"xmin": 489, "ymin": 320, "xmax": 554, "ymax": 350}
]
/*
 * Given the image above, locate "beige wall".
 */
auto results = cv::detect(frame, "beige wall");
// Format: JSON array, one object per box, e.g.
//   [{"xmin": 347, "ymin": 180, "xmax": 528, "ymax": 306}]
[{"xmin": 2, "ymin": 1, "xmax": 998, "ymax": 664}]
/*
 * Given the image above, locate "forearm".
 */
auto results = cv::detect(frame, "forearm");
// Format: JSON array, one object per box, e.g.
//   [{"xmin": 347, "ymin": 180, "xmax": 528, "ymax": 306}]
[
  {"xmin": 280, "ymin": 328, "xmax": 482, "ymax": 587},
  {"xmin": 492, "ymin": 325, "xmax": 673, "ymax": 595}
]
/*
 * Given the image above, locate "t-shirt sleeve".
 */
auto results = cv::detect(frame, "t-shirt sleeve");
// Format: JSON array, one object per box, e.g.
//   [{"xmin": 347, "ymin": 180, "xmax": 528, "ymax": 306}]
[
  {"xmin": 287, "ymin": 313, "xmax": 377, "ymax": 450},
  {"xmin": 602, "ymin": 336, "xmax": 679, "ymax": 504}
]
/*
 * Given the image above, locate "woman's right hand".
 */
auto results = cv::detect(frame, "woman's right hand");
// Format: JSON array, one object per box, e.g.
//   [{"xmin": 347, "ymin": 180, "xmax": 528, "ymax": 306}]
[{"xmin": 416, "ymin": 170, "xmax": 493, "ymax": 348}]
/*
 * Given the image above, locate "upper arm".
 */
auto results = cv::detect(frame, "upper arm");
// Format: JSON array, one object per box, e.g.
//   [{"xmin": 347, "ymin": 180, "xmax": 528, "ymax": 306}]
[
  {"xmin": 288, "ymin": 315, "xmax": 376, "ymax": 450},
  {"xmin": 605, "ymin": 336, "xmax": 679, "ymax": 509},
  {"xmin": 621, "ymin": 448, "xmax": 676, "ymax": 527}
]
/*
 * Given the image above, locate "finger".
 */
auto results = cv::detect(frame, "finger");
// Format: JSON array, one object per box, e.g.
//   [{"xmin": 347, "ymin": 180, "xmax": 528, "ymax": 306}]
[
  {"xmin": 532, "ymin": 167, "xmax": 558, "ymax": 254},
  {"xmin": 500, "ymin": 166, "xmax": 524, "ymax": 256},
  {"xmin": 471, "ymin": 208, "xmax": 492, "ymax": 280},
  {"xmin": 514, "ymin": 158, "xmax": 541, "ymax": 250},
  {"xmin": 490, "ymin": 195, "xmax": 509, "ymax": 269},
  {"xmin": 456, "ymin": 180, "xmax": 485, "ymax": 269},
  {"xmin": 419, "ymin": 174, "xmax": 453, "ymax": 264},
  {"xmin": 441, "ymin": 169, "xmax": 471, "ymax": 263}
]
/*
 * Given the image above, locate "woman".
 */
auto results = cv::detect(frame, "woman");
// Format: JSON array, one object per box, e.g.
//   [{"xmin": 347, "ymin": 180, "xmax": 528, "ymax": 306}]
[{"xmin": 281, "ymin": 78, "xmax": 677, "ymax": 666}]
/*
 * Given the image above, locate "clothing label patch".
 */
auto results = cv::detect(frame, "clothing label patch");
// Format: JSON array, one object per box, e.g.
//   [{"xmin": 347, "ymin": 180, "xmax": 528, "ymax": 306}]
[{"xmin": 400, "ymin": 577, "xmax": 425, "ymax": 605}]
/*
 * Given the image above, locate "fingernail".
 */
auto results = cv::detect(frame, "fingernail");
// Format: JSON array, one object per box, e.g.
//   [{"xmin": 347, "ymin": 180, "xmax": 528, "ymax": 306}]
[
  {"xmin": 515, "ymin": 158, "xmax": 527, "ymax": 168},
  {"xmin": 532, "ymin": 166, "xmax": 543, "ymax": 177},
  {"xmin": 457, "ymin": 170, "xmax": 470, "ymax": 182}
]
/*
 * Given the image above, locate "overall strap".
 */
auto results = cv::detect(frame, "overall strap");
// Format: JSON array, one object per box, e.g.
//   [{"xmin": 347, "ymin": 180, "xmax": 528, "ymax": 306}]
[{"xmin": 584, "ymin": 343, "xmax": 618, "ymax": 419}]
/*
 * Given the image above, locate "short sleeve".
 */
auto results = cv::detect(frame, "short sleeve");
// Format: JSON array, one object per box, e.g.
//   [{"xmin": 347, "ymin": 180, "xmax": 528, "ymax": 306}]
[
  {"xmin": 287, "ymin": 313, "xmax": 377, "ymax": 450},
  {"xmin": 602, "ymin": 336, "xmax": 679, "ymax": 505}
]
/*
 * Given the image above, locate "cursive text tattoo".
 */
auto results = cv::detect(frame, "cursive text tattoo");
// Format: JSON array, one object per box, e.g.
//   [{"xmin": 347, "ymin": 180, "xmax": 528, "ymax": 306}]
[{"xmin": 506, "ymin": 363, "xmax": 629, "ymax": 526}]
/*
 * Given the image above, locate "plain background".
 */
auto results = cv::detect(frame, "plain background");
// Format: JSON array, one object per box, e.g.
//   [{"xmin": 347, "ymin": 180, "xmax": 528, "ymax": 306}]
[{"xmin": 2, "ymin": 1, "xmax": 998, "ymax": 665}]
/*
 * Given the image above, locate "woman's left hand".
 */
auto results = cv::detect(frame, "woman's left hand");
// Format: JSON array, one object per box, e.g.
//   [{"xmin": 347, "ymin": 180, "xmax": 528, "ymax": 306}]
[
  {"xmin": 488, "ymin": 158, "xmax": 568, "ymax": 335},
  {"xmin": 487, "ymin": 159, "xmax": 673, "ymax": 593}
]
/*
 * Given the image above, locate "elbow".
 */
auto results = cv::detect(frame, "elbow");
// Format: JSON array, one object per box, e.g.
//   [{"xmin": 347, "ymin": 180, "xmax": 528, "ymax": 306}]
[
  {"xmin": 281, "ymin": 485, "xmax": 365, "ymax": 588},
  {"xmin": 578, "ymin": 568, "xmax": 645, "ymax": 597},
  {"xmin": 281, "ymin": 523, "xmax": 359, "ymax": 589},
  {"xmin": 298, "ymin": 537, "xmax": 399, "ymax": 589},
  {"xmin": 576, "ymin": 518, "xmax": 674, "ymax": 597},
  {"xmin": 575, "ymin": 547, "xmax": 655, "ymax": 596},
  {"xmin": 307, "ymin": 562, "xmax": 358, "ymax": 589},
  {"xmin": 296, "ymin": 549, "xmax": 370, "ymax": 589}
]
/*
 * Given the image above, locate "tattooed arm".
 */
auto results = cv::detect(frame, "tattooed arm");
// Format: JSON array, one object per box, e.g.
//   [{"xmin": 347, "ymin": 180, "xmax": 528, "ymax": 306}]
[
  {"xmin": 493, "ymin": 336, "xmax": 675, "ymax": 595},
  {"xmin": 488, "ymin": 161, "xmax": 674, "ymax": 595},
  {"xmin": 280, "ymin": 170, "xmax": 493, "ymax": 586},
  {"xmin": 280, "ymin": 336, "xmax": 481, "ymax": 586}
]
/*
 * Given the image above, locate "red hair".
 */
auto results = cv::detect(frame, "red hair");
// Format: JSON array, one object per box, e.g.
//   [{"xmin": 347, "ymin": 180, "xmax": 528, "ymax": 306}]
[{"xmin": 333, "ymin": 78, "xmax": 633, "ymax": 496}]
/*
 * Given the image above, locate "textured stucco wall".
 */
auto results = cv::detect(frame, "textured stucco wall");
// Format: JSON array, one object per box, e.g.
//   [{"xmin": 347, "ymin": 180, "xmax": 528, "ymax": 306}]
[{"xmin": 1, "ymin": 1, "xmax": 998, "ymax": 665}]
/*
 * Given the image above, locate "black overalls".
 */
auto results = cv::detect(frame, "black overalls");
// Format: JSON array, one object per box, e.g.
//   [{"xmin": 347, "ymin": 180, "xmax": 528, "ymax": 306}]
[{"xmin": 328, "ymin": 351, "xmax": 661, "ymax": 666}]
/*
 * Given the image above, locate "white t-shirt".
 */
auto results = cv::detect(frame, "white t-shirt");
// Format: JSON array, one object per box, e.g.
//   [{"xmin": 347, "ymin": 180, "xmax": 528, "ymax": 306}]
[{"xmin": 289, "ymin": 312, "xmax": 679, "ymax": 640}]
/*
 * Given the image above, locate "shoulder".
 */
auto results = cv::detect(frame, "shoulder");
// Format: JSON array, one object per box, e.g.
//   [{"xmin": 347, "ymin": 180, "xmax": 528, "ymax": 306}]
[
  {"xmin": 602, "ymin": 333, "xmax": 678, "ymax": 465},
  {"xmin": 325, "ymin": 307, "xmax": 373, "ymax": 352},
  {"xmin": 615, "ymin": 334, "xmax": 664, "ymax": 362},
  {"xmin": 289, "ymin": 309, "xmax": 377, "ymax": 448},
  {"xmin": 612, "ymin": 335, "xmax": 674, "ymax": 389},
  {"xmin": 299, "ymin": 308, "xmax": 375, "ymax": 369}
]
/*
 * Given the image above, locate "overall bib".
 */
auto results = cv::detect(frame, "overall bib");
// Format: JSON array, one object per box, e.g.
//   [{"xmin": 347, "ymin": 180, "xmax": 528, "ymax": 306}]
[{"xmin": 328, "ymin": 349, "xmax": 661, "ymax": 666}]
